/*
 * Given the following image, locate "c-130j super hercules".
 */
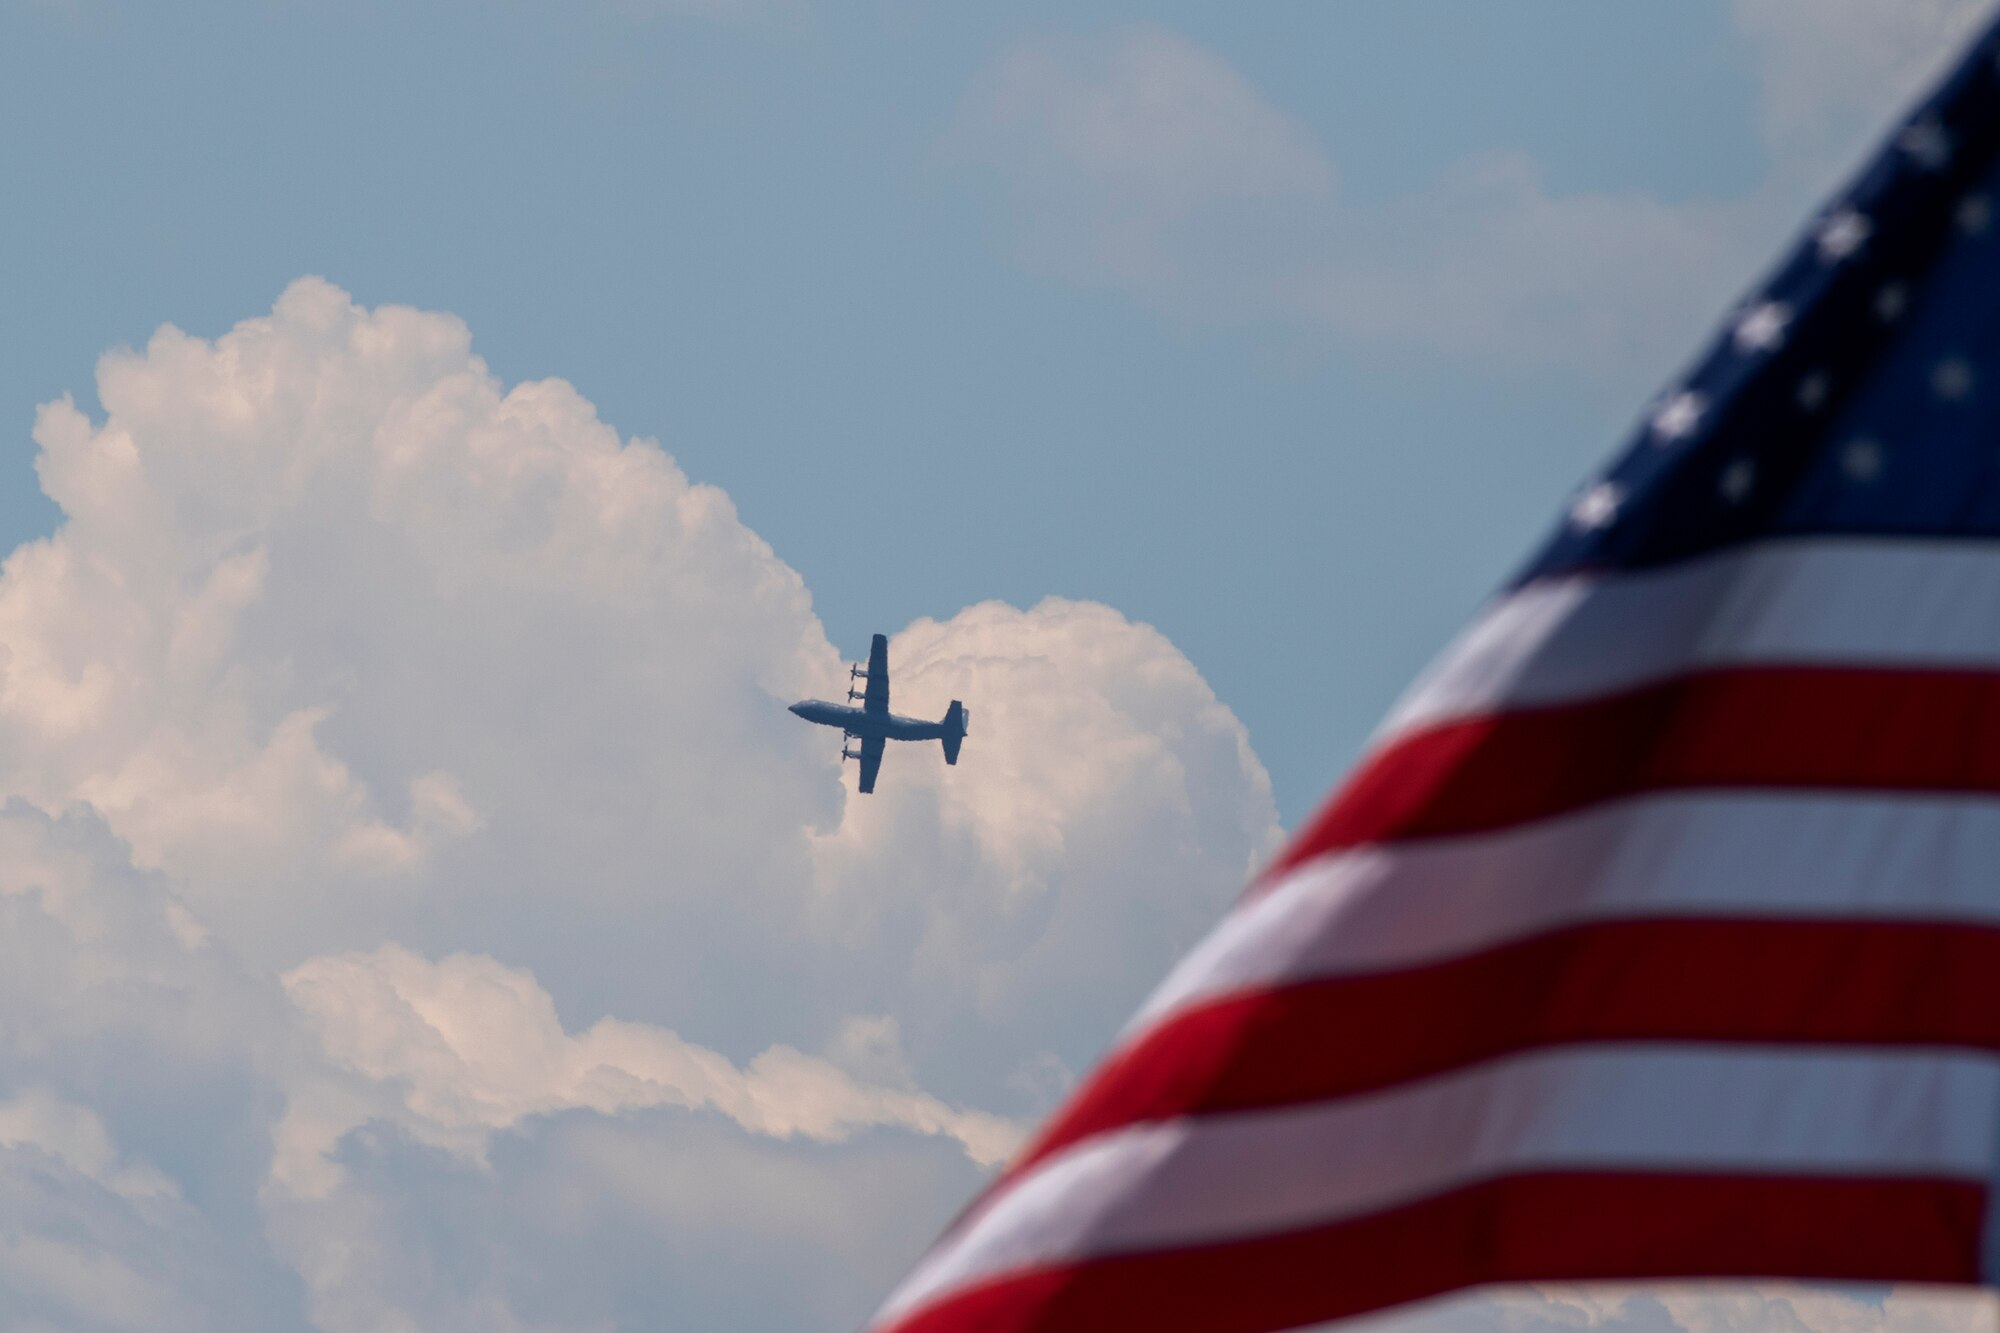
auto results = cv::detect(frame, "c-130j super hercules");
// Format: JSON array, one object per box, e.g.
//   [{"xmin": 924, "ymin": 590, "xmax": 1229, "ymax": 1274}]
[{"xmin": 789, "ymin": 634, "xmax": 968, "ymax": 793}]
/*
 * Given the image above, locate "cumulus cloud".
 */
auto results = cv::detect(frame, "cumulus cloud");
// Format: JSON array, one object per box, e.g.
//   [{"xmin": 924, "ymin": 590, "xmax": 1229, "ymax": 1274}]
[
  {"xmin": 16, "ymin": 277, "xmax": 836, "ymax": 991},
  {"xmin": 0, "ymin": 1089, "xmax": 178, "ymax": 1202},
  {"xmin": 951, "ymin": 9, "xmax": 1999, "ymax": 374},
  {"xmin": 0, "ymin": 799, "xmax": 306, "ymax": 1327},
  {"xmin": 278, "ymin": 943, "xmax": 1018, "ymax": 1191},
  {"xmin": 809, "ymin": 598, "xmax": 1279, "ymax": 1107},
  {"xmin": 0, "ymin": 279, "xmax": 1280, "ymax": 1330},
  {"xmin": 12, "ymin": 274, "xmax": 1979, "ymax": 1332}
]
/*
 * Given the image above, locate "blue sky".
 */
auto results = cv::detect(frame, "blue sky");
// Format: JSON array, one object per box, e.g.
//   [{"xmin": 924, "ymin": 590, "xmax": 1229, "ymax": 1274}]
[
  {"xmin": 2, "ymin": 3, "xmax": 1998, "ymax": 1330},
  {"xmin": 3, "ymin": 0, "xmax": 1880, "ymax": 828}
]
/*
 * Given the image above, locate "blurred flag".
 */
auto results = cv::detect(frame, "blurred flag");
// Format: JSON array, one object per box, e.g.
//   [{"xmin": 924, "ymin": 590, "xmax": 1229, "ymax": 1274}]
[{"xmin": 869, "ymin": 14, "xmax": 2000, "ymax": 1333}]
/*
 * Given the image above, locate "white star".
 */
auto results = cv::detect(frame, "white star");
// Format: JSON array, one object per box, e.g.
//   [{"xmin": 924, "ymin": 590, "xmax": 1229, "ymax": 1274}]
[
  {"xmin": 1841, "ymin": 438, "xmax": 1883, "ymax": 483},
  {"xmin": 1899, "ymin": 119, "xmax": 1952, "ymax": 171},
  {"xmin": 1570, "ymin": 481, "xmax": 1623, "ymax": 531},
  {"xmin": 1932, "ymin": 356, "xmax": 1975, "ymax": 401},
  {"xmin": 1650, "ymin": 390, "xmax": 1706, "ymax": 443},
  {"xmin": 1719, "ymin": 458, "xmax": 1756, "ymax": 504},
  {"xmin": 1958, "ymin": 193, "xmax": 1993, "ymax": 235},
  {"xmin": 1817, "ymin": 209, "xmax": 1872, "ymax": 261},
  {"xmin": 1733, "ymin": 301, "xmax": 1791, "ymax": 354},
  {"xmin": 1796, "ymin": 370, "xmax": 1832, "ymax": 411},
  {"xmin": 1874, "ymin": 282, "xmax": 1911, "ymax": 322}
]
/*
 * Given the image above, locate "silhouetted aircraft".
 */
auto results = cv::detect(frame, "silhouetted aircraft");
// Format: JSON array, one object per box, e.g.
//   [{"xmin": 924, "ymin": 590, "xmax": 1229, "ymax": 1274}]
[{"xmin": 789, "ymin": 634, "xmax": 967, "ymax": 794}]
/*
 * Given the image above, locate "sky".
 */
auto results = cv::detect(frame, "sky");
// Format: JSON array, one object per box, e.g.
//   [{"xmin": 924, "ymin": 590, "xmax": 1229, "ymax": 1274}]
[{"xmin": 2, "ymin": 2, "xmax": 2000, "ymax": 1331}]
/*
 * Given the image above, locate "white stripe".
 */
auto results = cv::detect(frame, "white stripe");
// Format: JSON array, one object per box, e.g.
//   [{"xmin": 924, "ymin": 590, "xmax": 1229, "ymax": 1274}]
[
  {"xmin": 877, "ymin": 1047, "xmax": 2000, "ymax": 1326},
  {"xmin": 1381, "ymin": 539, "xmax": 2000, "ymax": 740},
  {"xmin": 1134, "ymin": 792, "xmax": 2000, "ymax": 1030}
]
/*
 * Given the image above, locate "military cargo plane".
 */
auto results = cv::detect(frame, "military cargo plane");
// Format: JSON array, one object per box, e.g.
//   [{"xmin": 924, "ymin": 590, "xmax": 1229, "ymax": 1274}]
[{"xmin": 789, "ymin": 633, "xmax": 967, "ymax": 794}]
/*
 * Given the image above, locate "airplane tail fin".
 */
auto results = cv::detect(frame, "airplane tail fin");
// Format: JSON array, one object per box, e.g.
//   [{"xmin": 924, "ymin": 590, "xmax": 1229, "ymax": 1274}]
[{"xmin": 941, "ymin": 701, "xmax": 967, "ymax": 765}]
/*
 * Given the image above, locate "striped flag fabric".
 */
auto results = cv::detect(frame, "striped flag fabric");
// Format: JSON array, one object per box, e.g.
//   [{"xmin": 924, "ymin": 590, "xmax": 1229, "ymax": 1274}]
[{"xmin": 868, "ymin": 15, "xmax": 2000, "ymax": 1333}]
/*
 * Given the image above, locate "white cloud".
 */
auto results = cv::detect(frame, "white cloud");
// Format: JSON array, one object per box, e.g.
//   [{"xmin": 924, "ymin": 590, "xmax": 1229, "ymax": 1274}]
[
  {"xmin": 974, "ymin": 25, "xmax": 1331, "ymax": 204},
  {"xmin": 277, "ymin": 943, "xmax": 1018, "ymax": 1191},
  {"xmin": 0, "ymin": 280, "xmax": 1280, "ymax": 1330},
  {"xmin": 1652, "ymin": 1287, "xmax": 1996, "ymax": 1333},
  {"xmin": 952, "ymin": 9, "xmax": 1999, "ymax": 374},
  {"xmin": 958, "ymin": 25, "xmax": 1331, "ymax": 304},
  {"xmin": 1299, "ymin": 152, "xmax": 1763, "ymax": 373},
  {"xmin": 12, "ymin": 278, "xmax": 838, "ymax": 995},
  {"xmin": 808, "ymin": 598, "xmax": 1279, "ymax": 1106},
  {"xmin": 2, "ymin": 275, "xmax": 1279, "ymax": 1091},
  {"xmin": 0, "ymin": 801, "xmax": 307, "ymax": 1327},
  {"xmin": 951, "ymin": 26, "xmax": 1763, "ymax": 372},
  {"xmin": 0, "ymin": 1089, "xmax": 177, "ymax": 1201},
  {"xmin": 0, "ymin": 1234, "xmax": 197, "ymax": 1333},
  {"xmin": 1734, "ymin": 0, "xmax": 1995, "ymax": 170},
  {"xmin": 1334, "ymin": 1283, "xmax": 2000, "ymax": 1333},
  {"xmin": 953, "ymin": 26, "xmax": 1340, "ymax": 329}
]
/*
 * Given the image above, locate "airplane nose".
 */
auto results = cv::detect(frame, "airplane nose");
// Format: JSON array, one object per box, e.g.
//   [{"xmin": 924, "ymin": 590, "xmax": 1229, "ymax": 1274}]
[{"xmin": 788, "ymin": 702, "xmax": 807, "ymax": 716}]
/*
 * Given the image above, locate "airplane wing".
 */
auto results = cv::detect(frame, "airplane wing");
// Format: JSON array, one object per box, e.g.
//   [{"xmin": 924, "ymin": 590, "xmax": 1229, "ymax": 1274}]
[
  {"xmin": 862, "ymin": 633, "xmax": 890, "ymax": 714},
  {"xmin": 855, "ymin": 733, "xmax": 886, "ymax": 794}
]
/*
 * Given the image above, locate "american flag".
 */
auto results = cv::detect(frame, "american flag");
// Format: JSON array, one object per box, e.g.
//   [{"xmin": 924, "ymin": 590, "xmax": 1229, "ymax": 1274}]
[{"xmin": 868, "ymin": 15, "xmax": 2000, "ymax": 1333}]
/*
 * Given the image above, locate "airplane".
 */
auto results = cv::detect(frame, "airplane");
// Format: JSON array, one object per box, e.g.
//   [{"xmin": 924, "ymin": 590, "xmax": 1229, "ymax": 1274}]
[{"xmin": 789, "ymin": 633, "xmax": 968, "ymax": 794}]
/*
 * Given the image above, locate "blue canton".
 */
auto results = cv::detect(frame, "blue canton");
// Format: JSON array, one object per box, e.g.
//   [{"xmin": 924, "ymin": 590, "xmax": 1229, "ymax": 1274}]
[{"xmin": 1520, "ymin": 16, "xmax": 2000, "ymax": 585}]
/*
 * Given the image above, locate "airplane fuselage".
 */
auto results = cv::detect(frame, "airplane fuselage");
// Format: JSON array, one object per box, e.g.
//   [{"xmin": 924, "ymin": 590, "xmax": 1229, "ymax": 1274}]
[
  {"xmin": 788, "ymin": 700, "xmax": 952, "ymax": 742},
  {"xmin": 790, "ymin": 632, "xmax": 967, "ymax": 793}
]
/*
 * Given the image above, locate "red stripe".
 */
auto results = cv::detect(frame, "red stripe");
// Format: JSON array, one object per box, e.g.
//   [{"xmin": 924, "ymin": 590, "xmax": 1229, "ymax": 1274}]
[
  {"xmin": 879, "ymin": 1173, "xmax": 1984, "ymax": 1333},
  {"xmin": 1269, "ymin": 665, "xmax": 2000, "ymax": 882},
  {"xmin": 1008, "ymin": 919, "xmax": 2000, "ymax": 1182}
]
